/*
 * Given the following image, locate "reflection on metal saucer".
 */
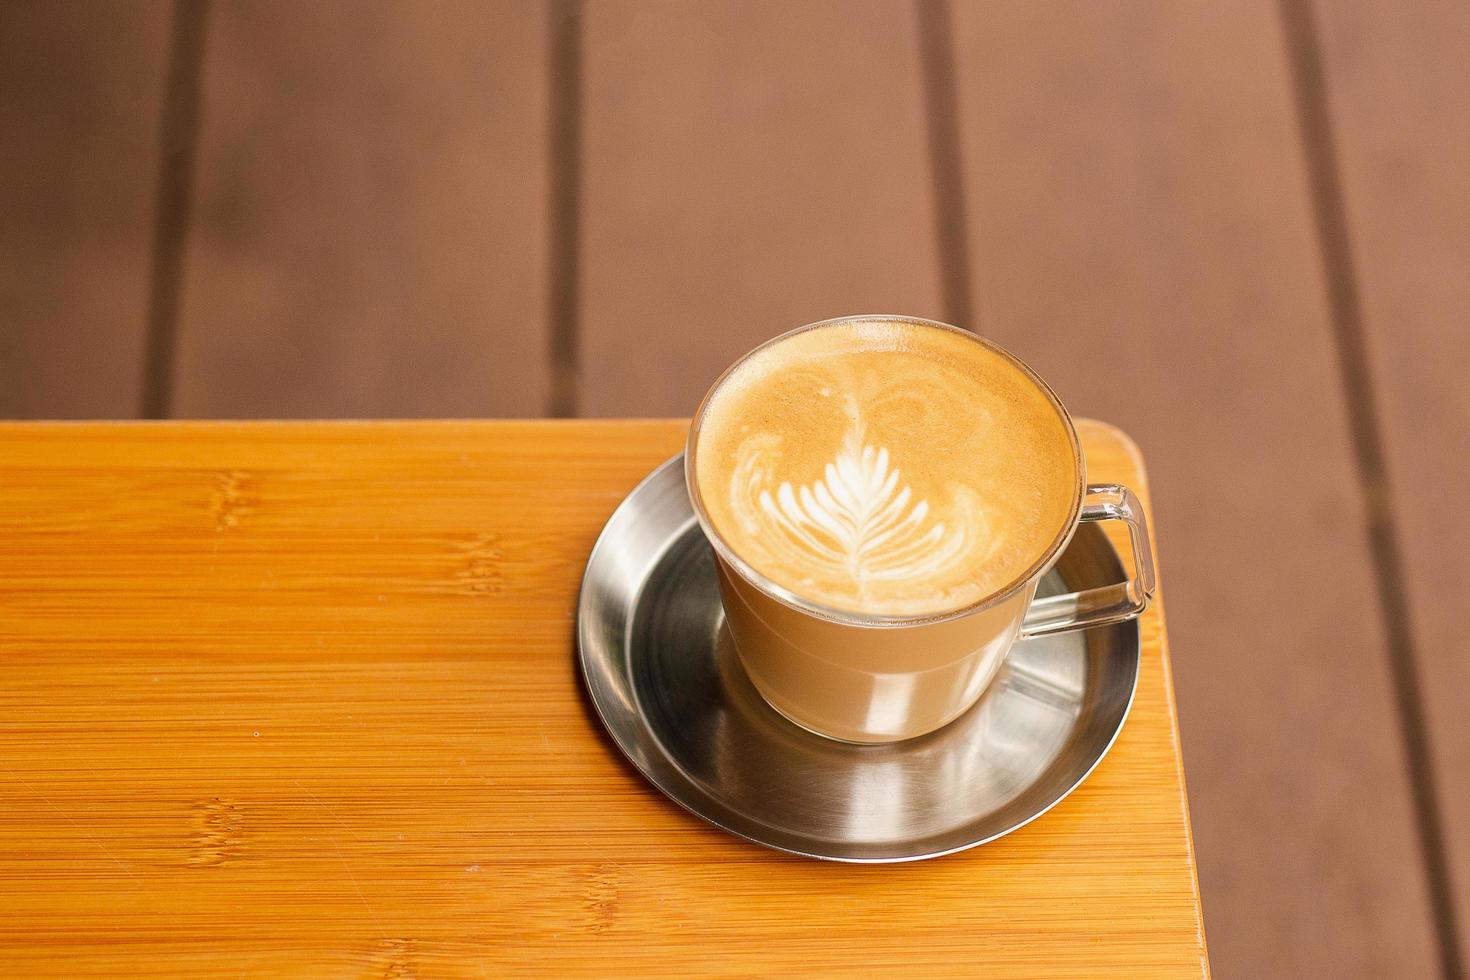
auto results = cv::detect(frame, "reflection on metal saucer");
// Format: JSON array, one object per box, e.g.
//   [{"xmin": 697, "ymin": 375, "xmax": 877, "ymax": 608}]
[{"xmin": 577, "ymin": 455, "xmax": 1140, "ymax": 862}]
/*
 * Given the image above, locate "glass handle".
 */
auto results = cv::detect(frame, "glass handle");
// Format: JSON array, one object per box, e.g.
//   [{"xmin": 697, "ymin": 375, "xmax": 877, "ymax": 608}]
[{"xmin": 1020, "ymin": 483, "xmax": 1157, "ymax": 638}]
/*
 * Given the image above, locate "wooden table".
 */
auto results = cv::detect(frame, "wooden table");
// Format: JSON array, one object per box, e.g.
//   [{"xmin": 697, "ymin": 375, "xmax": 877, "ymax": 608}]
[{"xmin": 0, "ymin": 419, "xmax": 1206, "ymax": 976}]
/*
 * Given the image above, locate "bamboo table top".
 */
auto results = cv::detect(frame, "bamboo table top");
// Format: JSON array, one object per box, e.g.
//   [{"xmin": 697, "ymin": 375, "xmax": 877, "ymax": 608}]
[{"xmin": 0, "ymin": 419, "xmax": 1206, "ymax": 977}]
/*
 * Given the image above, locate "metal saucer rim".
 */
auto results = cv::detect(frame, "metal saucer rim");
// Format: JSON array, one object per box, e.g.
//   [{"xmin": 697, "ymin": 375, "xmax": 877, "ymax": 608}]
[{"xmin": 576, "ymin": 454, "xmax": 1142, "ymax": 863}]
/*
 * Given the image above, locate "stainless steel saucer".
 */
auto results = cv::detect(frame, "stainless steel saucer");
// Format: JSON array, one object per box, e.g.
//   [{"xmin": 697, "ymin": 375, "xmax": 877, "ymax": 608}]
[{"xmin": 577, "ymin": 455, "xmax": 1140, "ymax": 862}]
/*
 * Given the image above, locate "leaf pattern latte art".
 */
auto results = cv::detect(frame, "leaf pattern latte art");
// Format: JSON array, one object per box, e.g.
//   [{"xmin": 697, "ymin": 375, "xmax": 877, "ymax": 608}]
[{"xmin": 730, "ymin": 415, "xmax": 995, "ymax": 599}]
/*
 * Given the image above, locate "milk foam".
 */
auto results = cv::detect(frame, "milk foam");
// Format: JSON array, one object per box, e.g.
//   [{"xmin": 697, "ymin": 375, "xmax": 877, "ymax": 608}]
[{"xmin": 694, "ymin": 319, "xmax": 1078, "ymax": 617}]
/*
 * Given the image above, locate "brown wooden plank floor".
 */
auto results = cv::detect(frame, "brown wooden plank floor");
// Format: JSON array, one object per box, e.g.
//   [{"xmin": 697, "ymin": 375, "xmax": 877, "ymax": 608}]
[
  {"xmin": 1312, "ymin": 0, "xmax": 1470, "ymax": 965},
  {"xmin": 173, "ymin": 0, "xmax": 552, "ymax": 418},
  {"xmin": 0, "ymin": 2, "xmax": 170, "ymax": 417},
  {"xmin": 2, "ymin": 1, "xmax": 1466, "ymax": 975},
  {"xmin": 579, "ymin": 0, "xmax": 945, "ymax": 416}
]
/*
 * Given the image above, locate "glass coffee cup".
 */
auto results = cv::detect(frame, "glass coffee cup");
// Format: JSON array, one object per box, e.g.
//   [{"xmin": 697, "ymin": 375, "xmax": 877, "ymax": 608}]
[{"xmin": 686, "ymin": 315, "xmax": 1155, "ymax": 743}]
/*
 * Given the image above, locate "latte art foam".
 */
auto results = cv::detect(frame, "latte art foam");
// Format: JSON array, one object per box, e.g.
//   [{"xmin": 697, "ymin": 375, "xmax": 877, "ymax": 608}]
[
  {"xmin": 731, "ymin": 398, "xmax": 996, "ymax": 593},
  {"xmin": 693, "ymin": 319, "xmax": 1078, "ymax": 617}
]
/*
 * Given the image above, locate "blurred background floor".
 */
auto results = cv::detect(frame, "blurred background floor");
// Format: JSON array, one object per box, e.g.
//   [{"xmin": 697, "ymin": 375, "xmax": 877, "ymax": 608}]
[{"xmin": 2, "ymin": 1, "xmax": 1468, "ymax": 976}]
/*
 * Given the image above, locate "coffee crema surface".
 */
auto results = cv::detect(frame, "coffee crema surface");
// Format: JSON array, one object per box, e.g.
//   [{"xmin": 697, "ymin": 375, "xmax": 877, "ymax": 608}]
[{"xmin": 693, "ymin": 319, "xmax": 1078, "ymax": 617}]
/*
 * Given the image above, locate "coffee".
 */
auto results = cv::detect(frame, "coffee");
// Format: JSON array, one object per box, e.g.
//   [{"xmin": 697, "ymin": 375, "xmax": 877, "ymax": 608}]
[
  {"xmin": 693, "ymin": 318, "xmax": 1077, "ymax": 617},
  {"xmin": 687, "ymin": 316, "xmax": 1153, "ymax": 743}
]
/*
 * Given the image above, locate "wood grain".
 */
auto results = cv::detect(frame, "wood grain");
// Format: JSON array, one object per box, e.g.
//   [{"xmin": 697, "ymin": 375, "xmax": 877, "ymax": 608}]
[
  {"xmin": 0, "ymin": 2, "xmax": 169, "ymax": 418},
  {"xmin": 173, "ymin": 0, "xmax": 551, "ymax": 418},
  {"xmin": 578, "ymin": 0, "xmax": 945, "ymax": 416},
  {"xmin": 0, "ymin": 419, "xmax": 1205, "ymax": 976},
  {"xmin": 1313, "ymin": 0, "xmax": 1470, "ymax": 954},
  {"xmin": 943, "ymin": 2, "xmax": 1438, "ymax": 975}
]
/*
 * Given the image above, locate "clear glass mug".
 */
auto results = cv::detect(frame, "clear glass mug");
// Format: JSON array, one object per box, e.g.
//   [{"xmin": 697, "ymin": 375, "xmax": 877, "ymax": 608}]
[{"xmin": 685, "ymin": 316, "xmax": 1157, "ymax": 743}]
